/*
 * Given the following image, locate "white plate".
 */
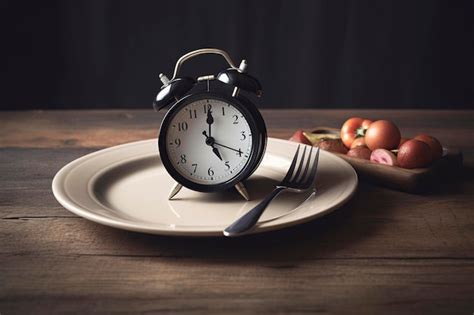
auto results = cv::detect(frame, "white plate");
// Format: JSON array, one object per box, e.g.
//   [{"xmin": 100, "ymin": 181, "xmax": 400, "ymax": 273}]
[{"xmin": 52, "ymin": 138, "xmax": 357, "ymax": 236}]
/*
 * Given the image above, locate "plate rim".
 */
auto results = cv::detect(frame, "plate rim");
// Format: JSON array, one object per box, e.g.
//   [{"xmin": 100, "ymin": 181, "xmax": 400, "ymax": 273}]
[{"xmin": 52, "ymin": 138, "xmax": 358, "ymax": 237}]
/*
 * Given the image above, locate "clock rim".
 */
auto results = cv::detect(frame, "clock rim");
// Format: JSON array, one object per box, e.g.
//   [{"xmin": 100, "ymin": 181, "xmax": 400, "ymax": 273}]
[{"xmin": 158, "ymin": 91, "xmax": 267, "ymax": 192}]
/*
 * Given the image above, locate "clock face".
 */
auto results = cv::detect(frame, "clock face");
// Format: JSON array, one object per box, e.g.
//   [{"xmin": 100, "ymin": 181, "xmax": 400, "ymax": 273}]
[{"xmin": 164, "ymin": 96, "xmax": 254, "ymax": 186}]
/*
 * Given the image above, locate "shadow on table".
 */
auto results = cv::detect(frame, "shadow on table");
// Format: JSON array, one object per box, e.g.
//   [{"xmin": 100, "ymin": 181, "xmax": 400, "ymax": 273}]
[
  {"xmin": 84, "ymin": 181, "xmax": 410, "ymax": 263},
  {"xmin": 424, "ymin": 163, "xmax": 474, "ymax": 195}
]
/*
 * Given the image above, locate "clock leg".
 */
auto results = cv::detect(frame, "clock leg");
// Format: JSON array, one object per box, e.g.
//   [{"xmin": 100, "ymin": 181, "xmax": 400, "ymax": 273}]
[
  {"xmin": 234, "ymin": 182, "xmax": 250, "ymax": 201},
  {"xmin": 168, "ymin": 182, "xmax": 183, "ymax": 200}
]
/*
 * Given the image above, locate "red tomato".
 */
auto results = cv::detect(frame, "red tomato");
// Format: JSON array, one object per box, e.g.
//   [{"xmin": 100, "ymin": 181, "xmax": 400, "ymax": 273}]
[
  {"xmin": 365, "ymin": 120, "xmax": 401, "ymax": 151},
  {"xmin": 350, "ymin": 137, "xmax": 366, "ymax": 149},
  {"xmin": 361, "ymin": 119, "xmax": 372, "ymax": 129},
  {"xmin": 398, "ymin": 137, "xmax": 409, "ymax": 148},
  {"xmin": 414, "ymin": 134, "xmax": 443, "ymax": 161},
  {"xmin": 398, "ymin": 139, "xmax": 432, "ymax": 169},
  {"xmin": 340, "ymin": 117, "xmax": 372, "ymax": 148}
]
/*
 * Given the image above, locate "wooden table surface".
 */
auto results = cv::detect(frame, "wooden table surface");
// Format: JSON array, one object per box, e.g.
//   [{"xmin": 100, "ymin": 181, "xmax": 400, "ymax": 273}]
[{"xmin": 1, "ymin": 109, "xmax": 473, "ymax": 314}]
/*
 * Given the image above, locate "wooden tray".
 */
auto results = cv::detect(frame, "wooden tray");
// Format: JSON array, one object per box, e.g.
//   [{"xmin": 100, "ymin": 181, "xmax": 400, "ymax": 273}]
[{"xmin": 311, "ymin": 127, "xmax": 463, "ymax": 193}]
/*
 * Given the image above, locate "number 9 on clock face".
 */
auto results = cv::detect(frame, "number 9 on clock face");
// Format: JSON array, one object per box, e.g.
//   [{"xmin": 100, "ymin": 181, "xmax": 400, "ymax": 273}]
[{"xmin": 158, "ymin": 92, "xmax": 267, "ymax": 192}]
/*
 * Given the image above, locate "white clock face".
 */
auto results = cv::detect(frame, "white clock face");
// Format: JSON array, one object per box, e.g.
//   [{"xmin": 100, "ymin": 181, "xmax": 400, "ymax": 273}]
[{"xmin": 165, "ymin": 98, "xmax": 253, "ymax": 185}]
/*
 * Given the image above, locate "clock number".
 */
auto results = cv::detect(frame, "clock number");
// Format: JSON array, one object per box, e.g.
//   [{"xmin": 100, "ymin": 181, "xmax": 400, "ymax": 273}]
[
  {"xmin": 178, "ymin": 122, "xmax": 188, "ymax": 131},
  {"xmin": 224, "ymin": 161, "xmax": 230, "ymax": 171},
  {"xmin": 232, "ymin": 115, "xmax": 239, "ymax": 124},
  {"xmin": 208, "ymin": 167, "xmax": 214, "ymax": 176},
  {"xmin": 189, "ymin": 109, "xmax": 197, "ymax": 119},
  {"xmin": 237, "ymin": 148, "xmax": 243, "ymax": 157},
  {"xmin": 192, "ymin": 163, "xmax": 197, "ymax": 173},
  {"xmin": 203, "ymin": 104, "xmax": 212, "ymax": 113},
  {"xmin": 221, "ymin": 107, "xmax": 225, "ymax": 116},
  {"xmin": 174, "ymin": 138, "xmax": 181, "ymax": 147},
  {"xmin": 240, "ymin": 131, "xmax": 246, "ymax": 141},
  {"xmin": 180, "ymin": 154, "xmax": 187, "ymax": 164}
]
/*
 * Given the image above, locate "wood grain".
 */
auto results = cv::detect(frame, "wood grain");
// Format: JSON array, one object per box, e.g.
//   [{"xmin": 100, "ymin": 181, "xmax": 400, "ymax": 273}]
[
  {"xmin": 1, "ymin": 255, "xmax": 473, "ymax": 314},
  {"xmin": 1, "ymin": 109, "xmax": 473, "ymax": 149},
  {"xmin": 1, "ymin": 110, "xmax": 473, "ymax": 314}
]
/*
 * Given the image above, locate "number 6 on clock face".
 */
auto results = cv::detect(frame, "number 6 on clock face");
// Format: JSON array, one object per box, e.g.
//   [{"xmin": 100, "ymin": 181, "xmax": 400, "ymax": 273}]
[{"xmin": 158, "ymin": 92, "xmax": 266, "ymax": 192}]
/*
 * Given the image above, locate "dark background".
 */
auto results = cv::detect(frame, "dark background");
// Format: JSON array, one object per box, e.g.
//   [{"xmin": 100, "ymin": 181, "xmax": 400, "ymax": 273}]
[{"xmin": 1, "ymin": 0, "xmax": 473, "ymax": 110}]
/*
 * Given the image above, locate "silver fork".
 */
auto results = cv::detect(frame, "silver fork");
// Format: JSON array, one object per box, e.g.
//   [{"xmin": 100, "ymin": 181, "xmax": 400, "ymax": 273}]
[{"xmin": 223, "ymin": 145, "xmax": 320, "ymax": 237}]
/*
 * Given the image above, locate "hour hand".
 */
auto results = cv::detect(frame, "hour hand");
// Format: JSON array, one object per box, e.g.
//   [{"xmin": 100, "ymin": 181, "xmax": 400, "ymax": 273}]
[
  {"xmin": 212, "ymin": 147, "xmax": 223, "ymax": 161},
  {"xmin": 202, "ymin": 130, "xmax": 223, "ymax": 161}
]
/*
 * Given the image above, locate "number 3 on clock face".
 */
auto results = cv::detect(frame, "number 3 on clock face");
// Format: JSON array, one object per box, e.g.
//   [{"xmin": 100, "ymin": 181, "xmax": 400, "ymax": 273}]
[{"xmin": 158, "ymin": 92, "xmax": 266, "ymax": 192}]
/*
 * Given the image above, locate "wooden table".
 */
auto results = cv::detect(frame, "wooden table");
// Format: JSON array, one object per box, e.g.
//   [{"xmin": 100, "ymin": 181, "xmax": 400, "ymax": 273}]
[{"xmin": 1, "ymin": 110, "xmax": 473, "ymax": 314}]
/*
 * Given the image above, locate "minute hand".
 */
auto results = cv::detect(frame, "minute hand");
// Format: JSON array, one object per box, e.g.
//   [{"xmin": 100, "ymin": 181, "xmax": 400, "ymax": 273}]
[
  {"xmin": 206, "ymin": 110, "xmax": 214, "ymax": 137},
  {"xmin": 214, "ymin": 142, "xmax": 243, "ymax": 156}
]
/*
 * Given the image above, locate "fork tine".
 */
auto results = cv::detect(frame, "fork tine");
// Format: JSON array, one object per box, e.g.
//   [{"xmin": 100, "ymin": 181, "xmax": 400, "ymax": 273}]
[
  {"xmin": 281, "ymin": 145, "xmax": 301, "ymax": 184},
  {"xmin": 289, "ymin": 145, "xmax": 307, "ymax": 184},
  {"xmin": 299, "ymin": 146, "xmax": 313, "ymax": 185},
  {"xmin": 302, "ymin": 147, "xmax": 320, "ymax": 188}
]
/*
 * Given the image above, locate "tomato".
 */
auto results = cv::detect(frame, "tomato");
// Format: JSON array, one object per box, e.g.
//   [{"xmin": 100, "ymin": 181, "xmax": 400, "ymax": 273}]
[
  {"xmin": 370, "ymin": 149, "xmax": 398, "ymax": 166},
  {"xmin": 350, "ymin": 137, "xmax": 366, "ymax": 149},
  {"xmin": 361, "ymin": 119, "xmax": 372, "ymax": 129},
  {"xmin": 398, "ymin": 137, "xmax": 409, "ymax": 148},
  {"xmin": 414, "ymin": 134, "xmax": 443, "ymax": 161},
  {"xmin": 347, "ymin": 146, "xmax": 372, "ymax": 160},
  {"xmin": 365, "ymin": 120, "xmax": 401, "ymax": 151},
  {"xmin": 340, "ymin": 117, "xmax": 372, "ymax": 148},
  {"xmin": 398, "ymin": 139, "xmax": 432, "ymax": 169},
  {"xmin": 289, "ymin": 130, "xmax": 311, "ymax": 145}
]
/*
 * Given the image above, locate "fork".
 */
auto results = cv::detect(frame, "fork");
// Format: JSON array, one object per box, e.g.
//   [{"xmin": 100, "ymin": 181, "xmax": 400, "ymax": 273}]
[{"xmin": 223, "ymin": 145, "xmax": 320, "ymax": 237}]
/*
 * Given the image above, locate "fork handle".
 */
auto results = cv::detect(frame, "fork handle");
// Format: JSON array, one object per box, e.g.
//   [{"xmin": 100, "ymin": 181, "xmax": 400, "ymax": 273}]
[{"xmin": 223, "ymin": 186, "xmax": 286, "ymax": 237}]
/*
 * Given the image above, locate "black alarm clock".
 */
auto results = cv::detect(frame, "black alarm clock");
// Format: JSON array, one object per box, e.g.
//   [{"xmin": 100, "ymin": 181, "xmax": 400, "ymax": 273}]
[{"xmin": 153, "ymin": 48, "xmax": 267, "ymax": 200}]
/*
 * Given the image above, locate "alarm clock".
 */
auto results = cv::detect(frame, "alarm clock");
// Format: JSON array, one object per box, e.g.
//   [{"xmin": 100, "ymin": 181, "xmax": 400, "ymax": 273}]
[{"xmin": 153, "ymin": 48, "xmax": 267, "ymax": 200}]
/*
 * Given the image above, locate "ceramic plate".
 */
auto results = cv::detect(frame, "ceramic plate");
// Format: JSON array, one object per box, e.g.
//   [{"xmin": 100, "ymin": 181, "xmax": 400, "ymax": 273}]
[{"xmin": 52, "ymin": 138, "xmax": 357, "ymax": 236}]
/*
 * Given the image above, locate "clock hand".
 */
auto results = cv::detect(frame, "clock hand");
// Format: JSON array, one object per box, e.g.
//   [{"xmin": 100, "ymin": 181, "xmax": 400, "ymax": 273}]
[
  {"xmin": 203, "ymin": 132, "xmax": 241, "ymax": 155},
  {"xmin": 202, "ymin": 131, "xmax": 223, "ymax": 161},
  {"xmin": 214, "ymin": 142, "xmax": 243, "ymax": 157},
  {"xmin": 212, "ymin": 147, "xmax": 223, "ymax": 161},
  {"xmin": 206, "ymin": 109, "xmax": 214, "ymax": 138}
]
